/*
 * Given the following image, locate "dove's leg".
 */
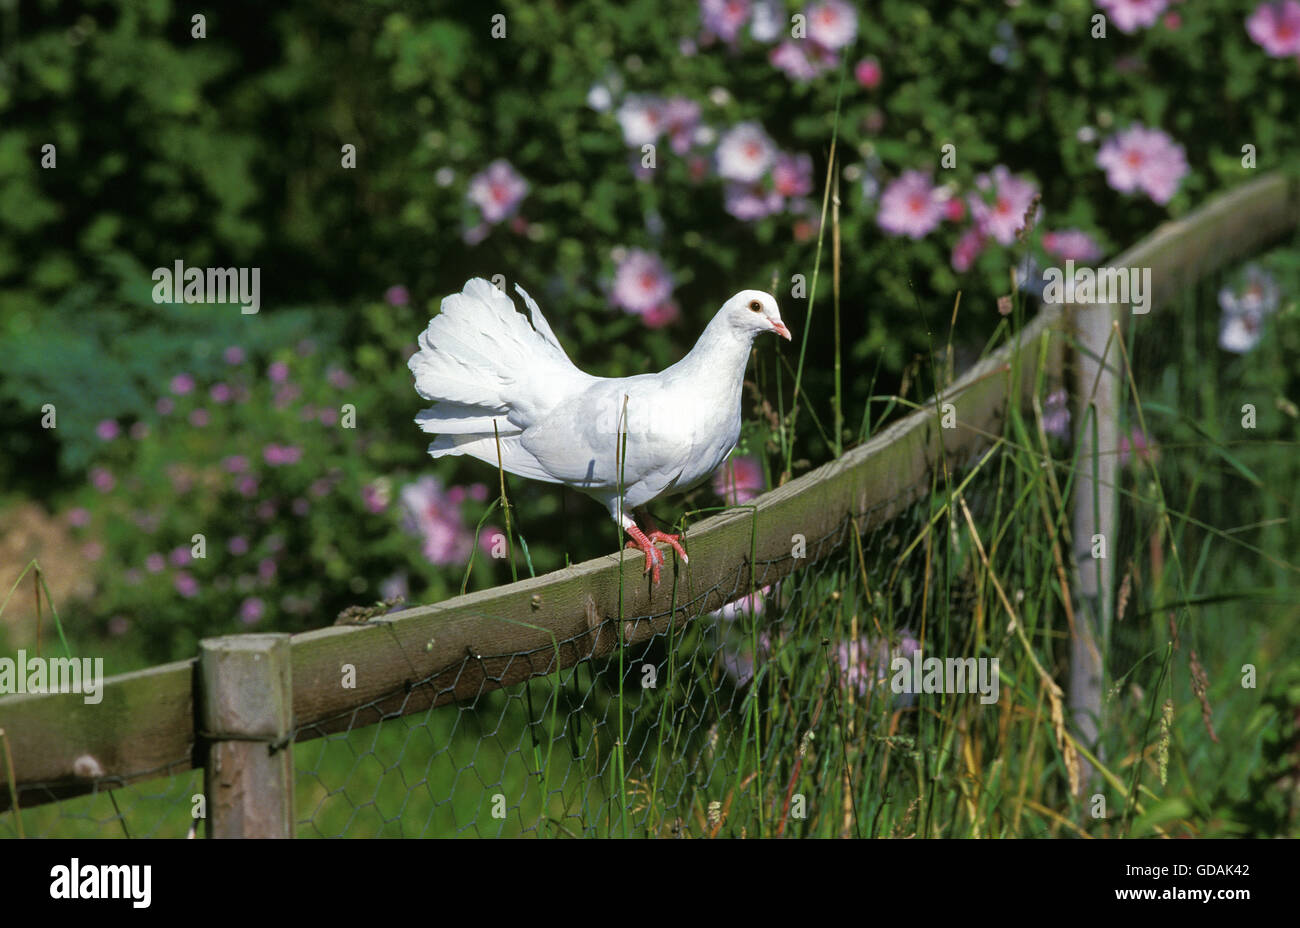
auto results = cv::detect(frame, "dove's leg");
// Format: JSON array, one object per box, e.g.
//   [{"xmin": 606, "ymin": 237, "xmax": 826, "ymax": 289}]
[{"xmin": 647, "ymin": 531, "xmax": 689, "ymax": 564}]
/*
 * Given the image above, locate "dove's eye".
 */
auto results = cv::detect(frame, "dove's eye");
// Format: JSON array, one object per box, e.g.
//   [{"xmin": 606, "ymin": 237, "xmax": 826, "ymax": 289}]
[{"xmin": 748, "ymin": 300, "xmax": 763, "ymax": 312}]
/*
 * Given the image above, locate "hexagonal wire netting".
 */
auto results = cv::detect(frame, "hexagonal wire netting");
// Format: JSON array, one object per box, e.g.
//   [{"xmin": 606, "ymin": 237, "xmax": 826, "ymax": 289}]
[{"xmin": 1, "ymin": 453, "xmax": 1007, "ymax": 839}]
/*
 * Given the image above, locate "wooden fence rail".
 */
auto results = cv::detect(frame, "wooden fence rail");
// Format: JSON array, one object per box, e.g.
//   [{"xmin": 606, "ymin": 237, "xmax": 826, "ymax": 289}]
[{"xmin": 1, "ymin": 172, "xmax": 1296, "ymax": 835}]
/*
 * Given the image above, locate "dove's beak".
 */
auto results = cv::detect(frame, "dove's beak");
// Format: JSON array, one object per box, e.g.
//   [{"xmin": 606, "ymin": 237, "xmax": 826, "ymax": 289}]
[{"xmin": 771, "ymin": 320, "xmax": 792, "ymax": 341}]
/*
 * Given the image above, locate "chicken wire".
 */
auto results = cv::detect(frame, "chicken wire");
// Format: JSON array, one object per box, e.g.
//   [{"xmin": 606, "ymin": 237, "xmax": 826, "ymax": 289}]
[{"xmin": 1, "ymin": 449, "xmax": 1009, "ymax": 839}]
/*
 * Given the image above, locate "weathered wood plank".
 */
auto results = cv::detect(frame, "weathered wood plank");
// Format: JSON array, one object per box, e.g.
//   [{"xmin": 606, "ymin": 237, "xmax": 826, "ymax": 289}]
[{"xmin": 201, "ymin": 635, "xmax": 294, "ymax": 838}]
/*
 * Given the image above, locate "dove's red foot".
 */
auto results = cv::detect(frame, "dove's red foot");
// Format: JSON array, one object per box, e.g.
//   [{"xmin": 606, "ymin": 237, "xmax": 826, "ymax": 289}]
[{"xmin": 624, "ymin": 524, "xmax": 686, "ymax": 584}]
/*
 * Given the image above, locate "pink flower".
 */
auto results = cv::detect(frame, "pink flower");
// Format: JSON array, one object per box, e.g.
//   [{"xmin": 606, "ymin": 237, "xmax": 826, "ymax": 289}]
[
  {"xmin": 385, "ymin": 284, "xmax": 410, "ymax": 306},
  {"xmin": 612, "ymin": 249, "xmax": 675, "ymax": 315},
  {"xmin": 1042, "ymin": 389, "xmax": 1071, "ymax": 440},
  {"xmin": 715, "ymin": 122, "xmax": 776, "ymax": 183},
  {"xmin": 1043, "ymin": 229, "xmax": 1103, "ymax": 263},
  {"xmin": 90, "ymin": 467, "xmax": 116, "ymax": 493},
  {"xmin": 318, "ymin": 407, "xmax": 338, "ymax": 426},
  {"xmin": 1096, "ymin": 124, "xmax": 1188, "ymax": 206},
  {"xmin": 228, "ymin": 536, "xmax": 249, "ymax": 555},
  {"xmin": 170, "ymin": 373, "xmax": 195, "ymax": 395},
  {"xmin": 951, "ymin": 226, "xmax": 987, "ymax": 272},
  {"xmin": 145, "ymin": 553, "xmax": 166, "ymax": 573},
  {"xmin": 1095, "ymin": 0, "xmax": 1168, "ymax": 34},
  {"xmin": 237, "ymin": 475, "xmax": 259, "ymax": 497},
  {"xmin": 66, "ymin": 507, "xmax": 90, "ymax": 527},
  {"xmin": 615, "ymin": 95, "xmax": 665, "ymax": 148},
  {"xmin": 770, "ymin": 41, "xmax": 822, "ymax": 82},
  {"xmin": 469, "ymin": 482, "xmax": 489, "ymax": 502},
  {"xmin": 943, "ymin": 197, "xmax": 966, "ymax": 223},
  {"xmin": 806, "ymin": 0, "xmax": 858, "ymax": 50},
  {"xmin": 713, "ymin": 454, "xmax": 764, "ymax": 503},
  {"xmin": 854, "ymin": 56, "xmax": 882, "ymax": 89},
  {"xmin": 291, "ymin": 498, "xmax": 310, "ymax": 516},
  {"xmin": 1119, "ymin": 428, "xmax": 1157, "ymax": 467},
  {"xmin": 256, "ymin": 500, "xmax": 277, "ymax": 521},
  {"xmin": 877, "ymin": 171, "xmax": 943, "ymax": 239},
  {"xmin": 188, "ymin": 408, "xmax": 210, "ymax": 427},
  {"xmin": 169, "ymin": 545, "xmax": 192, "ymax": 567},
  {"xmin": 96, "ymin": 419, "xmax": 120, "ymax": 440},
  {"xmin": 239, "ymin": 597, "xmax": 265, "ymax": 625},
  {"xmin": 223, "ymin": 346, "xmax": 245, "ymax": 365},
  {"xmin": 772, "ymin": 152, "xmax": 813, "ymax": 198},
  {"xmin": 399, "ymin": 476, "xmax": 473, "ymax": 565},
  {"xmin": 968, "ymin": 165, "xmax": 1039, "ymax": 246},
  {"xmin": 222, "ymin": 454, "xmax": 248, "ymax": 473},
  {"xmin": 1247, "ymin": 1, "xmax": 1300, "ymax": 56},
  {"xmin": 700, "ymin": 0, "xmax": 751, "ymax": 43},
  {"xmin": 210, "ymin": 383, "xmax": 232, "ymax": 403},
  {"xmin": 268, "ymin": 361, "xmax": 289, "ymax": 384},
  {"xmin": 642, "ymin": 302, "xmax": 681, "ymax": 329},
  {"xmin": 467, "ymin": 159, "xmax": 529, "ymax": 224},
  {"xmin": 258, "ymin": 557, "xmax": 277, "ymax": 582},
  {"xmin": 156, "ymin": 397, "xmax": 175, "ymax": 415},
  {"xmin": 174, "ymin": 572, "xmax": 199, "ymax": 598}
]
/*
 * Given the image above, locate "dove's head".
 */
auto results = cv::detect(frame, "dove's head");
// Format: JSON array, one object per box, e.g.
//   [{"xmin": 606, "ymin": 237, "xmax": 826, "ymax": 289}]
[{"xmin": 723, "ymin": 290, "xmax": 791, "ymax": 342}]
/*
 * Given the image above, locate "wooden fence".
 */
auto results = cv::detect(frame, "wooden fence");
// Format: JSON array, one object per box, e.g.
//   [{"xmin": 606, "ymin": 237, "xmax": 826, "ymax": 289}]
[{"xmin": 1, "ymin": 172, "xmax": 1297, "ymax": 836}]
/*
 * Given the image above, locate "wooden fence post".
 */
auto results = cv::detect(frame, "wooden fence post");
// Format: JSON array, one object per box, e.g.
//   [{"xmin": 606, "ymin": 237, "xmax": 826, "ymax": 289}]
[
  {"xmin": 1070, "ymin": 300, "xmax": 1119, "ymax": 795},
  {"xmin": 199, "ymin": 634, "xmax": 294, "ymax": 838}
]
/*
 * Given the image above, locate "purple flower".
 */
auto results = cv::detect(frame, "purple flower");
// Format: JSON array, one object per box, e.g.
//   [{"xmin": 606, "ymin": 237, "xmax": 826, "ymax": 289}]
[
  {"xmin": 174, "ymin": 571, "xmax": 199, "ymax": 598},
  {"xmin": 223, "ymin": 346, "xmax": 246, "ymax": 365},
  {"xmin": 1119, "ymin": 428, "xmax": 1157, "ymax": 468},
  {"xmin": 806, "ymin": 0, "xmax": 858, "ymax": 50},
  {"xmin": 951, "ymin": 226, "xmax": 987, "ymax": 272},
  {"xmin": 772, "ymin": 152, "xmax": 813, "ymax": 198},
  {"xmin": 362, "ymin": 481, "xmax": 391, "ymax": 513},
  {"xmin": 291, "ymin": 498, "xmax": 310, "ymax": 516},
  {"xmin": 228, "ymin": 535, "xmax": 250, "ymax": 556},
  {"xmin": 1042, "ymin": 389, "xmax": 1072, "ymax": 440},
  {"xmin": 713, "ymin": 455, "xmax": 764, "ymax": 504},
  {"xmin": 1043, "ymin": 229, "xmax": 1103, "ymax": 263},
  {"xmin": 724, "ymin": 183, "xmax": 783, "ymax": 221},
  {"xmin": 469, "ymin": 482, "xmax": 489, "ymax": 502},
  {"xmin": 237, "ymin": 475, "xmax": 259, "ymax": 497},
  {"xmin": 309, "ymin": 478, "xmax": 333, "ymax": 498},
  {"xmin": 467, "ymin": 159, "xmax": 529, "ymax": 224},
  {"xmin": 327, "ymin": 366, "xmax": 353, "ymax": 389},
  {"xmin": 90, "ymin": 467, "xmax": 116, "ymax": 493},
  {"xmin": 1096, "ymin": 125, "xmax": 1188, "ymax": 206},
  {"xmin": 239, "ymin": 597, "xmax": 265, "ymax": 625},
  {"xmin": 256, "ymin": 500, "xmax": 277, "ymax": 521},
  {"xmin": 145, "ymin": 552, "xmax": 166, "ymax": 573},
  {"xmin": 222, "ymin": 454, "xmax": 249, "ymax": 473},
  {"xmin": 66, "ymin": 507, "xmax": 90, "ymax": 527},
  {"xmin": 835, "ymin": 630, "xmax": 920, "ymax": 700},
  {"xmin": 399, "ymin": 476, "xmax": 474, "ymax": 566},
  {"xmin": 877, "ymin": 171, "xmax": 944, "ymax": 239},
  {"xmin": 156, "ymin": 397, "xmax": 175, "ymax": 416},
  {"xmin": 258, "ymin": 558, "xmax": 278, "ymax": 582},
  {"xmin": 318, "ymin": 407, "xmax": 338, "ymax": 426},
  {"xmin": 1247, "ymin": 1, "xmax": 1300, "ymax": 56},
  {"xmin": 663, "ymin": 97, "xmax": 702, "ymax": 156},
  {"xmin": 611, "ymin": 249, "xmax": 674, "ymax": 315},
  {"xmin": 170, "ymin": 373, "xmax": 195, "ymax": 395},
  {"xmin": 169, "ymin": 545, "xmax": 192, "ymax": 567},
  {"xmin": 700, "ymin": 0, "xmax": 751, "ymax": 43},
  {"xmin": 263, "ymin": 443, "xmax": 303, "ymax": 466},
  {"xmin": 188, "ymin": 408, "xmax": 210, "ymax": 427},
  {"xmin": 715, "ymin": 122, "xmax": 776, "ymax": 183},
  {"xmin": 1096, "ymin": 0, "xmax": 1168, "ymax": 34},
  {"xmin": 770, "ymin": 41, "xmax": 823, "ymax": 82},
  {"xmin": 968, "ymin": 166, "xmax": 1039, "ymax": 246},
  {"xmin": 210, "ymin": 383, "xmax": 232, "ymax": 404},
  {"xmin": 96, "ymin": 419, "xmax": 120, "ymax": 441},
  {"xmin": 385, "ymin": 284, "xmax": 410, "ymax": 306},
  {"xmin": 268, "ymin": 361, "xmax": 289, "ymax": 384}
]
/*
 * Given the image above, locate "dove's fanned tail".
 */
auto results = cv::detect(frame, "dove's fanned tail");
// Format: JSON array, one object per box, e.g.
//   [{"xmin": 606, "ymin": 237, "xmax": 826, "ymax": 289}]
[{"xmin": 409, "ymin": 278, "xmax": 591, "ymax": 478}]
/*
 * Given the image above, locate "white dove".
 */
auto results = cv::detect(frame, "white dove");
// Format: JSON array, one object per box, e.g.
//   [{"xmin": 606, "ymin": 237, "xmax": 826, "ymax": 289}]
[{"xmin": 409, "ymin": 278, "xmax": 790, "ymax": 583}]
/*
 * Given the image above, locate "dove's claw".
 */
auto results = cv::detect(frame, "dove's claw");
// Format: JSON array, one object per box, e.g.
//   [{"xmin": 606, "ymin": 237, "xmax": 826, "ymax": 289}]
[
  {"xmin": 625, "ymin": 524, "xmax": 686, "ymax": 584},
  {"xmin": 647, "ymin": 531, "xmax": 689, "ymax": 564}
]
